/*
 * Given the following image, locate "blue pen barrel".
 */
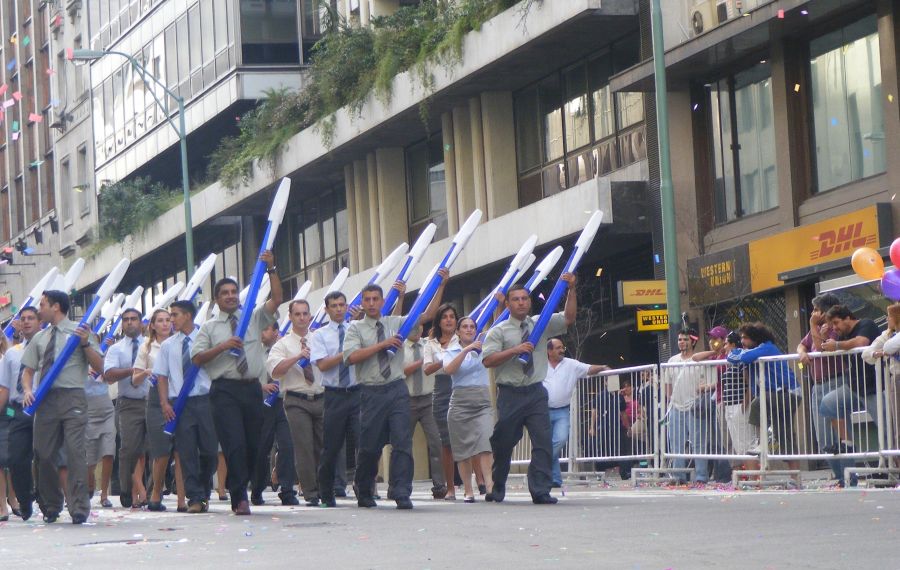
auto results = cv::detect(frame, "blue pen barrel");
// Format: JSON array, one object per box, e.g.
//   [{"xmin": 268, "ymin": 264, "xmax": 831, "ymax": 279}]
[
  {"xmin": 4, "ymin": 298, "xmax": 32, "ymax": 339},
  {"xmin": 102, "ymin": 315, "xmax": 123, "ymax": 347},
  {"xmin": 386, "ymin": 275, "xmax": 445, "ymax": 357},
  {"xmin": 163, "ymin": 366, "xmax": 199, "ymax": 435},
  {"xmin": 344, "ymin": 291, "xmax": 364, "ymax": 322},
  {"xmin": 229, "ymin": 256, "xmax": 268, "ymax": 358},
  {"xmin": 263, "ymin": 380, "xmax": 280, "ymax": 407},
  {"xmin": 149, "ymin": 373, "xmax": 158, "ymax": 387},
  {"xmin": 381, "ymin": 258, "xmax": 413, "ymax": 316},
  {"xmin": 517, "ymin": 279, "xmax": 570, "ymax": 365}
]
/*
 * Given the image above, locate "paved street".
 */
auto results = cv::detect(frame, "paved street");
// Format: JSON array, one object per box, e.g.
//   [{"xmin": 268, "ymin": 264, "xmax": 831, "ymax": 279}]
[{"xmin": 1, "ymin": 478, "xmax": 897, "ymax": 569}]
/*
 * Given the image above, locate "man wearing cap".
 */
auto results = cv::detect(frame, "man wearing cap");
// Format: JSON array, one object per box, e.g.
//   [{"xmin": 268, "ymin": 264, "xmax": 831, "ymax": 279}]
[{"xmin": 543, "ymin": 338, "xmax": 608, "ymax": 488}]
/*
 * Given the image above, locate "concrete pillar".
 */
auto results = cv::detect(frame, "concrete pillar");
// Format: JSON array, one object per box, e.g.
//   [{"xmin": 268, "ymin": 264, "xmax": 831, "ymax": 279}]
[
  {"xmin": 343, "ymin": 164, "xmax": 360, "ymax": 272},
  {"xmin": 360, "ymin": 0, "xmax": 370, "ymax": 26},
  {"xmin": 480, "ymin": 91, "xmax": 519, "ymax": 219},
  {"xmin": 468, "ymin": 96, "xmax": 488, "ymax": 216},
  {"xmin": 770, "ymin": 39, "xmax": 804, "ymax": 230},
  {"xmin": 451, "ymin": 105, "xmax": 476, "ymax": 220},
  {"xmin": 375, "ymin": 148, "xmax": 408, "ymax": 253},
  {"xmin": 366, "ymin": 152, "xmax": 381, "ymax": 262},
  {"xmin": 441, "ymin": 112, "xmax": 460, "ymax": 234},
  {"xmin": 353, "ymin": 160, "xmax": 372, "ymax": 269},
  {"xmin": 877, "ymin": 0, "xmax": 900, "ymax": 233}
]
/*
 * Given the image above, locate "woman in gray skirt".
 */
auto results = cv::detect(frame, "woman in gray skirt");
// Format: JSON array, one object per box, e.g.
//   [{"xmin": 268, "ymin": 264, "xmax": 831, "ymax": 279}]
[
  {"xmin": 134, "ymin": 309, "xmax": 186, "ymax": 512},
  {"xmin": 442, "ymin": 316, "xmax": 494, "ymax": 503},
  {"xmin": 423, "ymin": 303, "xmax": 459, "ymax": 500}
]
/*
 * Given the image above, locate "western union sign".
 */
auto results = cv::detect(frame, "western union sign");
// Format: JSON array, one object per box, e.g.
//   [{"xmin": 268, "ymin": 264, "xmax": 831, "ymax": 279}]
[{"xmin": 636, "ymin": 309, "xmax": 669, "ymax": 332}]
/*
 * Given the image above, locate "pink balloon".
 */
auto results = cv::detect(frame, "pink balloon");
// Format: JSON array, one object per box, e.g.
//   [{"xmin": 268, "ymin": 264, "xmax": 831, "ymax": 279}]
[
  {"xmin": 882, "ymin": 268, "xmax": 900, "ymax": 301},
  {"xmin": 891, "ymin": 238, "xmax": 900, "ymax": 269}
]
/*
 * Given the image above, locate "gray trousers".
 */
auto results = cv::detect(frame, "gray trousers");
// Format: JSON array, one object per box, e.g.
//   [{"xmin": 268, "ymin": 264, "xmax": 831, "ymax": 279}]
[
  {"xmin": 116, "ymin": 397, "xmax": 147, "ymax": 497},
  {"xmin": 284, "ymin": 393, "xmax": 324, "ymax": 500},
  {"xmin": 173, "ymin": 395, "xmax": 218, "ymax": 504},
  {"xmin": 409, "ymin": 393, "xmax": 446, "ymax": 490},
  {"xmin": 33, "ymin": 388, "xmax": 90, "ymax": 518}
]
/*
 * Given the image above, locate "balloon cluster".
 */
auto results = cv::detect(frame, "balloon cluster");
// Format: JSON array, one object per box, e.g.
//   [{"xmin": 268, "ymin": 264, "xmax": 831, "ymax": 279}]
[{"xmin": 852, "ymin": 240, "xmax": 900, "ymax": 301}]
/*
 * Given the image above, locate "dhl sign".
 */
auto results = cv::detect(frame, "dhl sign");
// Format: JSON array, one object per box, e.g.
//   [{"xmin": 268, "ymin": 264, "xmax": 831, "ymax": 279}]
[
  {"xmin": 618, "ymin": 280, "xmax": 667, "ymax": 306},
  {"xmin": 748, "ymin": 205, "xmax": 887, "ymax": 293}
]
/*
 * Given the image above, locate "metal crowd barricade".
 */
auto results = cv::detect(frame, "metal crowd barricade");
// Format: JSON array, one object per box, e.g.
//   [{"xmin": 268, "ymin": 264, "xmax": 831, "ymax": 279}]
[{"xmin": 569, "ymin": 365, "xmax": 658, "ymax": 480}]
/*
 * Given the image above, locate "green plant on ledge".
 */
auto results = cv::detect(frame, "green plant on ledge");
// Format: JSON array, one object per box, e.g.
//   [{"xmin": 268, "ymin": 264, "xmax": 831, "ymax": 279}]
[
  {"xmin": 98, "ymin": 176, "xmax": 179, "ymax": 242},
  {"xmin": 207, "ymin": 0, "xmax": 540, "ymax": 189}
]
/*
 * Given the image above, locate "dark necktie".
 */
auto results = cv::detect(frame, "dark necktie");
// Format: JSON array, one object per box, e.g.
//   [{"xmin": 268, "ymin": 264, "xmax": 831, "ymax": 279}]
[
  {"xmin": 300, "ymin": 337, "xmax": 314, "ymax": 385},
  {"xmin": 411, "ymin": 342, "xmax": 423, "ymax": 395},
  {"xmin": 228, "ymin": 313, "xmax": 249, "ymax": 375},
  {"xmin": 40, "ymin": 326, "xmax": 57, "ymax": 382},
  {"xmin": 131, "ymin": 337, "xmax": 140, "ymax": 365},
  {"xmin": 520, "ymin": 321, "xmax": 534, "ymax": 377},
  {"xmin": 182, "ymin": 335, "xmax": 192, "ymax": 375},
  {"xmin": 15, "ymin": 364, "xmax": 25, "ymax": 397},
  {"xmin": 375, "ymin": 321, "xmax": 392, "ymax": 380},
  {"xmin": 337, "ymin": 324, "xmax": 351, "ymax": 387}
]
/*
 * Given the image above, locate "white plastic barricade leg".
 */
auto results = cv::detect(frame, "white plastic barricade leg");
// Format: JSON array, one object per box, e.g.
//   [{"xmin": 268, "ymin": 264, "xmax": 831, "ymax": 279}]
[{"xmin": 845, "ymin": 356, "xmax": 900, "ymax": 486}]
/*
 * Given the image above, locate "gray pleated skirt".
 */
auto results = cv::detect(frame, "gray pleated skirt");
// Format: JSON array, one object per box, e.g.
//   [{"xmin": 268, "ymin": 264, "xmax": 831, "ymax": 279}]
[{"xmin": 448, "ymin": 385, "xmax": 493, "ymax": 461}]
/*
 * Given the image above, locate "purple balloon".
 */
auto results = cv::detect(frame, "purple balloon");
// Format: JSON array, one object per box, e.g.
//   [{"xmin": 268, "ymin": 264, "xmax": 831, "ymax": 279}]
[{"xmin": 881, "ymin": 269, "xmax": 900, "ymax": 301}]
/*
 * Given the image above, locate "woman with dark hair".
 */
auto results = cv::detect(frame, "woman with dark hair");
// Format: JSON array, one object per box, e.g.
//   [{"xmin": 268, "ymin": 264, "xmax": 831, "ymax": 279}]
[
  {"xmin": 442, "ymin": 317, "xmax": 494, "ymax": 503},
  {"xmin": 423, "ymin": 303, "xmax": 459, "ymax": 499},
  {"xmin": 134, "ymin": 308, "xmax": 186, "ymax": 512},
  {"xmin": 727, "ymin": 322, "xmax": 799, "ymax": 465}
]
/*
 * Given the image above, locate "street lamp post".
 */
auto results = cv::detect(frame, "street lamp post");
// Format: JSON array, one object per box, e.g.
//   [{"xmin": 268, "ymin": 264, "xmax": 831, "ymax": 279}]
[{"xmin": 69, "ymin": 48, "xmax": 195, "ymax": 278}]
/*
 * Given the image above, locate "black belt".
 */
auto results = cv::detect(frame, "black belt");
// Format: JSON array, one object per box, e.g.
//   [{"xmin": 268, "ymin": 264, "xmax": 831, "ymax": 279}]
[
  {"xmin": 9, "ymin": 401, "xmax": 23, "ymax": 410},
  {"xmin": 218, "ymin": 377, "xmax": 258, "ymax": 383},
  {"xmin": 286, "ymin": 391, "xmax": 323, "ymax": 401},
  {"xmin": 549, "ymin": 405, "xmax": 570, "ymax": 410},
  {"xmin": 324, "ymin": 385, "xmax": 360, "ymax": 393}
]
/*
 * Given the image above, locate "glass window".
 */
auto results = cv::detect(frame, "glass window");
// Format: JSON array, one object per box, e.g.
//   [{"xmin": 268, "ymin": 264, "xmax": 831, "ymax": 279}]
[
  {"xmin": 564, "ymin": 66, "xmax": 590, "ymax": 151},
  {"xmin": 60, "ymin": 158, "xmax": 72, "ymax": 224},
  {"xmin": 514, "ymin": 90, "xmax": 541, "ymax": 173},
  {"xmin": 810, "ymin": 15, "xmax": 883, "ymax": 192},
  {"xmin": 176, "ymin": 15, "xmax": 189, "ymax": 85},
  {"xmin": 189, "ymin": 3, "xmax": 202, "ymax": 71},
  {"xmin": 589, "ymin": 53, "xmax": 614, "ymax": 140},
  {"xmin": 539, "ymin": 75, "xmax": 564, "ymax": 162},
  {"xmin": 302, "ymin": 200, "xmax": 322, "ymax": 265},
  {"xmin": 240, "ymin": 0, "xmax": 300, "ymax": 64},
  {"xmin": 708, "ymin": 63, "xmax": 778, "ymax": 223},
  {"xmin": 406, "ymin": 136, "xmax": 448, "ymax": 243},
  {"xmin": 201, "ymin": 0, "xmax": 215, "ymax": 64},
  {"xmin": 214, "ymin": 0, "xmax": 228, "ymax": 52}
]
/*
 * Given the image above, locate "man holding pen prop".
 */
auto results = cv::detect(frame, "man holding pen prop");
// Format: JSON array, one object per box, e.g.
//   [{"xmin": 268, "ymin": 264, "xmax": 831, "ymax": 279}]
[{"xmin": 482, "ymin": 211, "xmax": 602, "ymax": 505}]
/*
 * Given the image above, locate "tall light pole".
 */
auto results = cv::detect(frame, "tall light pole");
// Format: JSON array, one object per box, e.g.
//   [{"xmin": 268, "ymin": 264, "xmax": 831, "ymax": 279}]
[
  {"xmin": 69, "ymin": 48, "xmax": 195, "ymax": 278},
  {"xmin": 650, "ymin": 0, "xmax": 681, "ymax": 346}
]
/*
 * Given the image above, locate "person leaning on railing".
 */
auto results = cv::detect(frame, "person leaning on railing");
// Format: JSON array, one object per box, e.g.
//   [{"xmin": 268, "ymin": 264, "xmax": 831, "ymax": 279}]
[
  {"xmin": 727, "ymin": 323, "xmax": 800, "ymax": 468},
  {"xmin": 870, "ymin": 303, "xmax": 900, "ymax": 464}
]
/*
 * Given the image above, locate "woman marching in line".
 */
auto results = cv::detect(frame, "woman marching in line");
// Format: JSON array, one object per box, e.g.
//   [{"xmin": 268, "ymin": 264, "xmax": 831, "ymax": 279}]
[{"xmin": 442, "ymin": 316, "xmax": 494, "ymax": 503}]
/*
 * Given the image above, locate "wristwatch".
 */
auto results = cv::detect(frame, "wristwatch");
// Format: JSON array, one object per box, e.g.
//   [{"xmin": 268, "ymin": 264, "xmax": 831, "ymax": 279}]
[{"xmin": 266, "ymin": 266, "xmax": 277, "ymax": 274}]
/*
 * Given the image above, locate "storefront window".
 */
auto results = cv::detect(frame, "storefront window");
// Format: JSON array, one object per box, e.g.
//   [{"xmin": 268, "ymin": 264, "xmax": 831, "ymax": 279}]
[{"xmin": 406, "ymin": 136, "xmax": 448, "ymax": 244}]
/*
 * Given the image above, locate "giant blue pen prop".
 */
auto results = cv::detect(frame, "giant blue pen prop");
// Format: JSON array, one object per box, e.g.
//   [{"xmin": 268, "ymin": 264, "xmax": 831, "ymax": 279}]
[
  {"xmin": 93, "ymin": 293, "xmax": 125, "ymax": 335},
  {"xmin": 518, "ymin": 211, "xmax": 603, "ymax": 365},
  {"xmin": 229, "ymin": 178, "xmax": 291, "ymax": 358},
  {"xmin": 25, "ymin": 258, "xmax": 130, "ymax": 416},
  {"xmin": 492, "ymin": 246, "xmax": 563, "ymax": 328},
  {"xmin": 178, "ymin": 253, "xmax": 218, "ymax": 302},
  {"xmin": 279, "ymin": 280, "xmax": 313, "ymax": 335},
  {"xmin": 163, "ymin": 365, "xmax": 200, "ymax": 435},
  {"xmin": 308, "ymin": 267, "xmax": 350, "ymax": 332},
  {"xmin": 101, "ymin": 286, "xmax": 145, "ymax": 351},
  {"xmin": 345, "ymin": 243, "xmax": 408, "ymax": 321},
  {"xmin": 3, "ymin": 266, "xmax": 58, "ymax": 339},
  {"xmin": 471, "ymin": 252, "xmax": 535, "ymax": 324},
  {"xmin": 142, "ymin": 281, "xmax": 185, "ymax": 325},
  {"xmin": 382, "ymin": 224, "xmax": 437, "ymax": 316},
  {"xmin": 386, "ymin": 209, "xmax": 482, "ymax": 357},
  {"xmin": 474, "ymin": 235, "xmax": 537, "ymax": 333}
]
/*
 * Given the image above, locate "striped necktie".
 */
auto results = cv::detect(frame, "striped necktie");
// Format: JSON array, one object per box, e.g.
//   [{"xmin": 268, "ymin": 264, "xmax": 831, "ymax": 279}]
[
  {"xmin": 520, "ymin": 321, "xmax": 534, "ymax": 377},
  {"xmin": 411, "ymin": 342, "xmax": 423, "ymax": 395},
  {"xmin": 40, "ymin": 326, "xmax": 57, "ymax": 382},
  {"xmin": 131, "ymin": 337, "xmax": 140, "ymax": 365},
  {"xmin": 182, "ymin": 335, "xmax": 192, "ymax": 375},
  {"xmin": 228, "ymin": 313, "xmax": 249, "ymax": 375},
  {"xmin": 376, "ymin": 321, "xmax": 392, "ymax": 380}
]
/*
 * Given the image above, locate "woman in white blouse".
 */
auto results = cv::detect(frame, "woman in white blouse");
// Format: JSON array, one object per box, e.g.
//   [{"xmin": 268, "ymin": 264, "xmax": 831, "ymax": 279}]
[{"xmin": 442, "ymin": 316, "xmax": 494, "ymax": 503}]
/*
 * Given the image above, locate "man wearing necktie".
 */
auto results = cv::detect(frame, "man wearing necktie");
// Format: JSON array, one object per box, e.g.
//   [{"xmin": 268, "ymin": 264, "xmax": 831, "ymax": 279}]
[
  {"xmin": 267, "ymin": 299, "xmax": 320, "ymax": 506},
  {"xmin": 192, "ymin": 252, "xmax": 282, "ymax": 515},
  {"xmin": 102, "ymin": 308, "xmax": 146, "ymax": 509},
  {"xmin": 309, "ymin": 291, "xmax": 360, "ymax": 508},
  {"xmin": 343, "ymin": 269, "xmax": 449, "ymax": 510},
  {"xmin": 157, "ymin": 301, "xmax": 218, "ymax": 514},
  {"xmin": 481, "ymin": 275, "xmax": 578, "ymax": 505},
  {"xmin": 402, "ymin": 325, "xmax": 447, "ymax": 499},
  {"xmin": 21, "ymin": 290, "xmax": 104, "ymax": 524},
  {"xmin": 0, "ymin": 306, "xmax": 40, "ymax": 520}
]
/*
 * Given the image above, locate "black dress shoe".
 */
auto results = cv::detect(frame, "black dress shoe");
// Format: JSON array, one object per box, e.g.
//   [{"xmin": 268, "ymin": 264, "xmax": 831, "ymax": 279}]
[
  {"xmin": 333, "ymin": 488, "xmax": 348, "ymax": 498},
  {"xmin": 485, "ymin": 486, "xmax": 505, "ymax": 503},
  {"xmin": 320, "ymin": 497, "xmax": 337, "ymax": 508},
  {"xmin": 303, "ymin": 497, "xmax": 319, "ymax": 507},
  {"xmin": 19, "ymin": 504, "xmax": 32, "ymax": 521},
  {"xmin": 43, "ymin": 512, "xmax": 59, "ymax": 523},
  {"xmin": 279, "ymin": 492, "xmax": 300, "ymax": 506},
  {"xmin": 478, "ymin": 484, "xmax": 487, "ymax": 496},
  {"xmin": 357, "ymin": 497, "xmax": 377, "ymax": 508},
  {"xmin": 147, "ymin": 501, "xmax": 167, "ymax": 512},
  {"xmin": 71, "ymin": 513, "xmax": 88, "ymax": 524},
  {"xmin": 120, "ymin": 494, "xmax": 133, "ymax": 508},
  {"xmin": 395, "ymin": 497, "xmax": 413, "ymax": 510},
  {"xmin": 250, "ymin": 492, "xmax": 265, "ymax": 506},
  {"xmin": 532, "ymin": 494, "xmax": 558, "ymax": 505}
]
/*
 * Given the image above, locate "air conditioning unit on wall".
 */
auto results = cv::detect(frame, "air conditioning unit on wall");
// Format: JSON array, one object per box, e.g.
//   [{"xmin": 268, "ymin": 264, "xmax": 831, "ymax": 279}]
[
  {"xmin": 690, "ymin": 0, "xmax": 717, "ymax": 37},
  {"xmin": 716, "ymin": 0, "xmax": 744, "ymax": 25}
]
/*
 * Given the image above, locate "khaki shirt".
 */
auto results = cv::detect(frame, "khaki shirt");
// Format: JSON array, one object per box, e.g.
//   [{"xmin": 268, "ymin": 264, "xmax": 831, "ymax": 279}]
[
  {"xmin": 22, "ymin": 318, "xmax": 99, "ymax": 390},
  {"xmin": 267, "ymin": 329, "xmax": 322, "ymax": 396},
  {"xmin": 343, "ymin": 315, "xmax": 405, "ymax": 386},
  {"xmin": 482, "ymin": 313, "xmax": 567, "ymax": 387},
  {"xmin": 192, "ymin": 306, "xmax": 276, "ymax": 380},
  {"xmin": 403, "ymin": 339, "xmax": 434, "ymax": 396}
]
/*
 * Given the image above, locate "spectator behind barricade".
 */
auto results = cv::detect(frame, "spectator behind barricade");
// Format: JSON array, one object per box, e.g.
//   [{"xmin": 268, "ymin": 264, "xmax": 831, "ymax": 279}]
[
  {"xmin": 716, "ymin": 333, "xmax": 757, "ymax": 469},
  {"xmin": 691, "ymin": 327, "xmax": 737, "ymax": 482},
  {"xmin": 796, "ymin": 293, "xmax": 844, "ymax": 457},
  {"xmin": 728, "ymin": 323, "xmax": 800, "ymax": 468},
  {"xmin": 587, "ymin": 378, "xmax": 629, "ymax": 481},
  {"xmin": 818, "ymin": 304, "xmax": 881, "ymax": 486},
  {"xmin": 663, "ymin": 328, "xmax": 711, "ymax": 486},
  {"xmin": 873, "ymin": 303, "xmax": 900, "ymax": 469}
]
